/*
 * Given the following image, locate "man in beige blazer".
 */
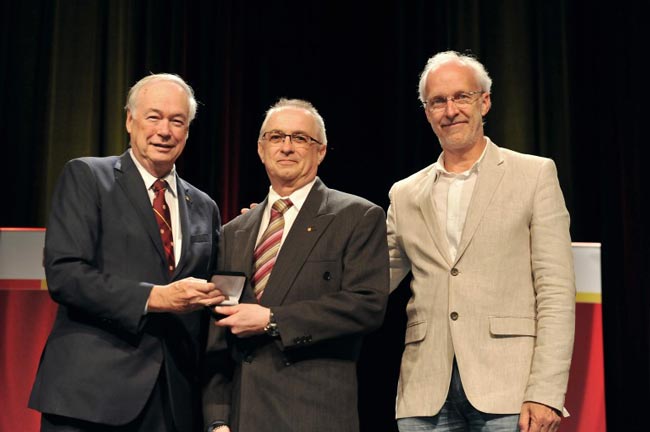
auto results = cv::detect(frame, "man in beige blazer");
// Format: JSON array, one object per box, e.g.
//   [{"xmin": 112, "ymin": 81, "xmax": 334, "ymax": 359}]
[{"xmin": 388, "ymin": 51, "xmax": 575, "ymax": 432}]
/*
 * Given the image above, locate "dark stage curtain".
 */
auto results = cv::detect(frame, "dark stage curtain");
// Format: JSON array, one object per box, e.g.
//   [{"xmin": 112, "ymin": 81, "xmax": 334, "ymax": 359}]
[{"xmin": 1, "ymin": 0, "xmax": 648, "ymax": 430}]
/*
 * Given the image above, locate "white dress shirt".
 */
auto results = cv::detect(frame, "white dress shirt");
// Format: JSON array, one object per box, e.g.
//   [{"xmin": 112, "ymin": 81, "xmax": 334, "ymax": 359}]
[
  {"xmin": 432, "ymin": 141, "xmax": 488, "ymax": 261},
  {"xmin": 255, "ymin": 179, "xmax": 317, "ymax": 252}
]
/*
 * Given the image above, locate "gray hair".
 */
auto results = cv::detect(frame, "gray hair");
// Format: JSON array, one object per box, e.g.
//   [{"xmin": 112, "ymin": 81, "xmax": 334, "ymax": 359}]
[
  {"xmin": 125, "ymin": 73, "xmax": 198, "ymax": 122},
  {"xmin": 259, "ymin": 98, "xmax": 327, "ymax": 146},
  {"xmin": 418, "ymin": 51, "xmax": 492, "ymax": 103}
]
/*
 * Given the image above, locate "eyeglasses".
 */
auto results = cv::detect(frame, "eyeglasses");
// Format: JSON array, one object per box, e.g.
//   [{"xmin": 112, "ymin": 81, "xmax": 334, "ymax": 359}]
[
  {"xmin": 261, "ymin": 130, "xmax": 322, "ymax": 148},
  {"xmin": 424, "ymin": 91, "xmax": 484, "ymax": 111}
]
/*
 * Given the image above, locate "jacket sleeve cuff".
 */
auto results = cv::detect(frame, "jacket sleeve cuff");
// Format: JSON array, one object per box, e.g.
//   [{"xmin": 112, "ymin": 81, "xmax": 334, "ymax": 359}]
[{"xmin": 206, "ymin": 420, "xmax": 228, "ymax": 432}]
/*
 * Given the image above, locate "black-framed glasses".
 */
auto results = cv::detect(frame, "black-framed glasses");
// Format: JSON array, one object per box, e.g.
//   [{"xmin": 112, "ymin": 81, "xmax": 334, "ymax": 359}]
[
  {"xmin": 424, "ymin": 91, "xmax": 484, "ymax": 111},
  {"xmin": 261, "ymin": 130, "xmax": 322, "ymax": 148}
]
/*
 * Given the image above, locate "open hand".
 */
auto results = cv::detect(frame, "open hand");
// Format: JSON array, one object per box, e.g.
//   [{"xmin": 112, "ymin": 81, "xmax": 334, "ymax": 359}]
[{"xmin": 213, "ymin": 303, "xmax": 269, "ymax": 337}]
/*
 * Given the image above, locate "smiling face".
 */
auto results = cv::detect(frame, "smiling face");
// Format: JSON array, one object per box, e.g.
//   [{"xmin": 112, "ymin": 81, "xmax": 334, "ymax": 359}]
[
  {"xmin": 257, "ymin": 107, "xmax": 327, "ymax": 196},
  {"xmin": 423, "ymin": 62, "xmax": 491, "ymax": 156},
  {"xmin": 126, "ymin": 80, "xmax": 190, "ymax": 177}
]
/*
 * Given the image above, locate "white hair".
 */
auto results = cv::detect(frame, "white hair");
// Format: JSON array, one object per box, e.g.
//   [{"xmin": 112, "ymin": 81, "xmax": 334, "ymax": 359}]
[
  {"xmin": 125, "ymin": 73, "xmax": 198, "ymax": 121},
  {"xmin": 418, "ymin": 51, "xmax": 493, "ymax": 103}
]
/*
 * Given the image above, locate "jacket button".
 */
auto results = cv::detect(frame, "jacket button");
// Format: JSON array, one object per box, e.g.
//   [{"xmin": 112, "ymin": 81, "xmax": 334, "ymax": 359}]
[
  {"xmin": 450, "ymin": 312, "xmax": 459, "ymax": 321},
  {"xmin": 450, "ymin": 268, "xmax": 459, "ymax": 276},
  {"xmin": 323, "ymin": 271, "xmax": 331, "ymax": 281}
]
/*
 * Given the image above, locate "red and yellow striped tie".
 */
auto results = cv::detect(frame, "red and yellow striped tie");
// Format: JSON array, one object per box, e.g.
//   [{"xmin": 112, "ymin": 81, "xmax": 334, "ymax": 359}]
[{"xmin": 252, "ymin": 198, "xmax": 293, "ymax": 300}]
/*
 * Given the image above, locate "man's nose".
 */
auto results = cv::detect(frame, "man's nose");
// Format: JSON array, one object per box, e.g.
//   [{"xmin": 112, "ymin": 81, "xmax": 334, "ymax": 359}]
[
  {"xmin": 444, "ymin": 99, "xmax": 460, "ymax": 116},
  {"xmin": 157, "ymin": 120, "xmax": 171, "ymax": 137},
  {"xmin": 280, "ymin": 135, "xmax": 295, "ymax": 153}
]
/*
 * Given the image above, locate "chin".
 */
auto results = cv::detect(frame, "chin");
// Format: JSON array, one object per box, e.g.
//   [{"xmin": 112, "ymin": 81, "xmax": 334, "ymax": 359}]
[{"xmin": 442, "ymin": 137, "xmax": 466, "ymax": 147}]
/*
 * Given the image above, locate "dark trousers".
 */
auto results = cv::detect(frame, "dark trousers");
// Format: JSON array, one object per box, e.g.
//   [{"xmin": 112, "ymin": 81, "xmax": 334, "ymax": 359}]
[{"xmin": 41, "ymin": 372, "xmax": 176, "ymax": 432}]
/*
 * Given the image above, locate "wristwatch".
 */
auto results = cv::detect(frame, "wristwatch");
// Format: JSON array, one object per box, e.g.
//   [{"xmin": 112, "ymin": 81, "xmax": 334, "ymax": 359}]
[{"xmin": 263, "ymin": 310, "xmax": 280, "ymax": 337}]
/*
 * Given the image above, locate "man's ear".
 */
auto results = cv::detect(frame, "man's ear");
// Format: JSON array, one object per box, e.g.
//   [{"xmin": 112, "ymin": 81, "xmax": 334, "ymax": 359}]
[
  {"xmin": 126, "ymin": 110, "xmax": 133, "ymax": 133},
  {"xmin": 317, "ymin": 145, "xmax": 327, "ymax": 165},
  {"xmin": 481, "ymin": 93, "xmax": 492, "ymax": 117},
  {"xmin": 257, "ymin": 141, "xmax": 265, "ymax": 163}
]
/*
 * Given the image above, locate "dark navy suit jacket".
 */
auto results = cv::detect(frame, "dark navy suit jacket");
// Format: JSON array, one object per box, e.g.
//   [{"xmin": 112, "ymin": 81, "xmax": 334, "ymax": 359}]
[{"xmin": 29, "ymin": 151, "xmax": 220, "ymax": 431}]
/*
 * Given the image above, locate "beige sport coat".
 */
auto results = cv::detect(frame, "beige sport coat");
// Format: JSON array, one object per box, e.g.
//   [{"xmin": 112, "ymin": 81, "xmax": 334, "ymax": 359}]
[{"xmin": 387, "ymin": 139, "xmax": 575, "ymax": 418}]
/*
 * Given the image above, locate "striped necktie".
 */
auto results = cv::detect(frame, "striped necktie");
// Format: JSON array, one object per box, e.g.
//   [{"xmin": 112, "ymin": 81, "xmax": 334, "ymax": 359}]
[
  {"xmin": 252, "ymin": 198, "xmax": 293, "ymax": 300},
  {"xmin": 152, "ymin": 179, "xmax": 175, "ymax": 275}
]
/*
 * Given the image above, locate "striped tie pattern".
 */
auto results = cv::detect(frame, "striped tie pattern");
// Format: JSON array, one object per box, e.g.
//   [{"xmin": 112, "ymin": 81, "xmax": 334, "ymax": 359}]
[
  {"xmin": 152, "ymin": 179, "xmax": 175, "ymax": 275},
  {"xmin": 252, "ymin": 198, "xmax": 293, "ymax": 300}
]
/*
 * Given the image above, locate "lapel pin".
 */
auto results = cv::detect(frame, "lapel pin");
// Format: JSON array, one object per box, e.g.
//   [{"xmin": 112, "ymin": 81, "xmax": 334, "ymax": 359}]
[{"xmin": 307, "ymin": 226, "xmax": 315, "ymax": 232}]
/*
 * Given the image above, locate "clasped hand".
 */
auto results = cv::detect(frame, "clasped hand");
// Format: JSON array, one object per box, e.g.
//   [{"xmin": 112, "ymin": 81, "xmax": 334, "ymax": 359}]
[{"xmin": 147, "ymin": 277, "xmax": 225, "ymax": 313}]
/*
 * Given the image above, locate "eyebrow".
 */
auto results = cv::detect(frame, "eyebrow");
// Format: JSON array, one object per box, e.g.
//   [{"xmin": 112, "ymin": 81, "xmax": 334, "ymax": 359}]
[
  {"xmin": 144, "ymin": 108, "xmax": 188, "ymax": 119},
  {"xmin": 268, "ymin": 129, "xmax": 310, "ymax": 135},
  {"xmin": 431, "ymin": 91, "xmax": 467, "ymax": 98}
]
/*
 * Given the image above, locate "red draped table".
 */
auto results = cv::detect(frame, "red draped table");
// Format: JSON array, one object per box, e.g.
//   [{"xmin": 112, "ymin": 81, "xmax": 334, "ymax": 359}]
[
  {"xmin": 0, "ymin": 230, "xmax": 606, "ymax": 431},
  {"xmin": 0, "ymin": 228, "xmax": 57, "ymax": 432}
]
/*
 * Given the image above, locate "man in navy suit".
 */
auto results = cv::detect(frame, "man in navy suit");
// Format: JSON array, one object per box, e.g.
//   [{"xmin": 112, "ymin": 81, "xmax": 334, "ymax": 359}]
[{"xmin": 29, "ymin": 73, "xmax": 224, "ymax": 432}]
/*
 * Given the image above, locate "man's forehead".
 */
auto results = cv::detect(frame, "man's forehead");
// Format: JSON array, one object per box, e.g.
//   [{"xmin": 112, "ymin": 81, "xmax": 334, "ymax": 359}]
[
  {"xmin": 138, "ymin": 81, "xmax": 186, "ymax": 102},
  {"xmin": 428, "ymin": 63, "xmax": 477, "ymax": 88},
  {"xmin": 268, "ymin": 107, "xmax": 314, "ymax": 126},
  {"xmin": 134, "ymin": 81, "xmax": 189, "ymax": 115},
  {"xmin": 141, "ymin": 79, "xmax": 184, "ymax": 93}
]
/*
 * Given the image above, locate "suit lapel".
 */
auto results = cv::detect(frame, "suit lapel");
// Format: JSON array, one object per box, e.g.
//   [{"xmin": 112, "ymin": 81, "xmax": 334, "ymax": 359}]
[
  {"xmin": 173, "ymin": 177, "xmax": 192, "ymax": 278},
  {"xmin": 455, "ymin": 141, "xmax": 505, "ymax": 263},
  {"xmin": 417, "ymin": 168, "xmax": 453, "ymax": 267},
  {"xmin": 114, "ymin": 152, "xmax": 168, "ymax": 267},
  {"xmin": 224, "ymin": 198, "xmax": 268, "ymax": 305},
  {"xmin": 260, "ymin": 178, "xmax": 334, "ymax": 306},
  {"xmin": 235, "ymin": 198, "xmax": 268, "ymax": 279}
]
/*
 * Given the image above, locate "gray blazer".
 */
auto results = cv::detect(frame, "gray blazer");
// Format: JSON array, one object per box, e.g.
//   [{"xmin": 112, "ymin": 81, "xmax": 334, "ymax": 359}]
[
  {"xmin": 203, "ymin": 177, "xmax": 389, "ymax": 432},
  {"xmin": 29, "ymin": 151, "xmax": 220, "ymax": 431}
]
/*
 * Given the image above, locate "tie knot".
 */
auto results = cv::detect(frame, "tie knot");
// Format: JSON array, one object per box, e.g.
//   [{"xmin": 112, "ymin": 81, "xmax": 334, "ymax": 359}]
[
  {"xmin": 272, "ymin": 198, "xmax": 293, "ymax": 215},
  {"xmin": 153, "ymin": 179, "xmax": 168, "ymax": 193}
]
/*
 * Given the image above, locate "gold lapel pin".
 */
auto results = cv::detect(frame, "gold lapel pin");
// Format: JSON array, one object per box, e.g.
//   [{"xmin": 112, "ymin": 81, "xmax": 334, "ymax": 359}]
[{"xmin": 307, "ymin": 226, "xmax": 314, "ymax": 232}]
